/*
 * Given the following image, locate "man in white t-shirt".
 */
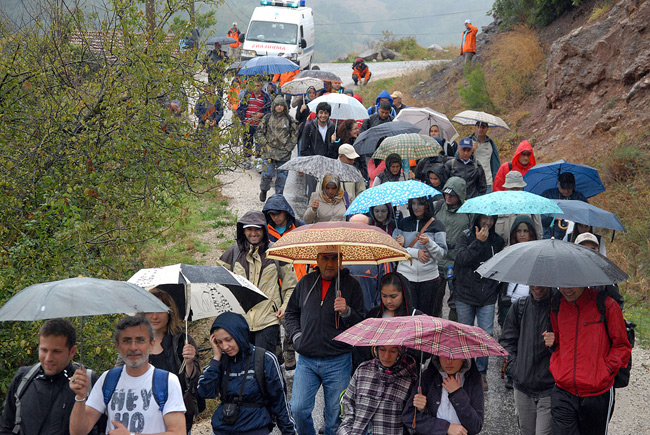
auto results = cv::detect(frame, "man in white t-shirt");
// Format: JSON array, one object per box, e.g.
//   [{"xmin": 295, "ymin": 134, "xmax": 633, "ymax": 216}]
[{"xmin": 68, "ymin": 316, "xmax": 186, "ymax": 435}]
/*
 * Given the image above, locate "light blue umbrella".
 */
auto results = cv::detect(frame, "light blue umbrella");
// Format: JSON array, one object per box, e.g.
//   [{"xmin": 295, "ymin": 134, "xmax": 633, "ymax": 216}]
[
  {"xmin": 238, "ymin": 55, "xmax": 299, "ymax": 76},
  {"xmin": 345, "ymin": 180, "xmax": 440, "ymax": 216},
  {"xmin": 457, "ymin": 191, "xmax": 563, "ymax": 215}
]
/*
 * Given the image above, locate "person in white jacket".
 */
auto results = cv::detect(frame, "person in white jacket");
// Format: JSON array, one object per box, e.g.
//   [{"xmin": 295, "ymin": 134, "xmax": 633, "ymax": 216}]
[{"xmin": 393, "ymin": 197, "xmax": 447, "ymax": 316}]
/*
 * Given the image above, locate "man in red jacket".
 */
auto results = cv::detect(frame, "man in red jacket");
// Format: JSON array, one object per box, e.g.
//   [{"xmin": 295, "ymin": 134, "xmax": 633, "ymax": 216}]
[
  {"xmin": 460, "ymin": 19, "xmax": 478, "ymax": 64},
  {"xmin": 492, "ymin": 140, "xmax": 536, "ymax": 191},
  {"xmin": 544, "ymin": 287, "xmax": 631, "ymax": 434}
]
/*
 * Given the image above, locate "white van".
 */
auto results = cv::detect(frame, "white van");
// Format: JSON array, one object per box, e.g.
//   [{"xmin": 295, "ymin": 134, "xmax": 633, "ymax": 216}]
[{"xmin": 240, "ymin": 0, "xmax": 315, "ymax": 70}]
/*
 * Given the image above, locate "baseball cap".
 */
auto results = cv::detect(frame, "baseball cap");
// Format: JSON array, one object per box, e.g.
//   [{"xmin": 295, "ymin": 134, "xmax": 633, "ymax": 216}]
[
  {"xmin": 391, "ymin": 91, "xmax": 403, "ymax": 99},
  {"xmin": 233, "ymin": 22, "xmax": 237, "ymax": 26},
  {"xmin": 458, "ymin": 137, "xmax": 474, "ymax": 149},
  {"xmin": 443, "ymin": 187, "xmax": 457, "ymax": 196},
  {"xmin": 242, "ymin": 224, "xmax": 262, "ymax": 229},
  {"xmin": 465, "ymin": 19, "xmax": 471, "ymax": 24},
  {"xmin": 575, "ymin": 232, "xmax": 599, "ymax": 247},
  {"xmin": 339, "ymin": 144, "xmax": 360, "ymax": 159}
]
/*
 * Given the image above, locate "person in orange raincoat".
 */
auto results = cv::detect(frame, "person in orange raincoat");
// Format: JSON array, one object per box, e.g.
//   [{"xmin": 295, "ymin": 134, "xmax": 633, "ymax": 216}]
[
  {"xmin": 227, "ymin": 22, "xmax": 241, "ymax": 58},
  {"xmin": 460, "ymin": 19, "xmax": 478, "ymax": 64},
  {"xmin": 352, "ymin": 57, "xmax": 372, "ymax": 85}
]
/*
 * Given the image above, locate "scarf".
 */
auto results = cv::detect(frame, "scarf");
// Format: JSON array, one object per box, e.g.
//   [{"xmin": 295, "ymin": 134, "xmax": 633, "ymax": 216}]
[{"xmin": 319, "ymin": 174, "xmax": 345, "ymax": 204}]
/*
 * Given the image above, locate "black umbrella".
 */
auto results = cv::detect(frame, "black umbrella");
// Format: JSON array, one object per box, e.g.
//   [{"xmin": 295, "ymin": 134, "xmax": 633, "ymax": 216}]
[
  {"xmin": 206, "ymin": 36, "xmax": 236, "ymax": 46},
  {"xmin": 476, "ymin": 239, "xmax": 628, "ymax": 287},
  {"xmin": 353, "ymin": 120, "xmax": 421, "ymax": 155}
]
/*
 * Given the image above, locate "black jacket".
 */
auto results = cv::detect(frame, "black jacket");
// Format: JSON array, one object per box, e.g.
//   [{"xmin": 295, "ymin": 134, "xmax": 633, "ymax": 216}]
[
  {"xmin": 301, "ymin": 119, "xmax": 337, "ymax": 158},
  {"xmin": 453, "ymin": 214, "xmax": 505, "ymax": 306},
  {"xmin": 285, "ymin": 268, "xmax": 364, "ymax": 358},
  {"xmin": 360, "ymin": 113, "xmax": 393, "ymax": 132},
  {"xmin": 444, "ymin": 156, "xmax": 487, "ymax": 199},
  {"xmin": 500, "ymin": 294, "xmax": 555, "ymax": 399},
  {"xmin": 0, "ymin": 362, "xmax": 102, "ymax": 435}
]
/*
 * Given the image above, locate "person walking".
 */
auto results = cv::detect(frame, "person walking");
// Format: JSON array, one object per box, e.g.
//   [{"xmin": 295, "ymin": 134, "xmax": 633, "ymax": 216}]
[
  {"xmin": 444, "ymin": 137, "xmax": 487, "ymax": 199},
  {"xmin": 198, "ymin": 312, "xmax": 297, "ymax": 434},
  {"xmin": 301, "ymin": 102, "xmax": 337, "ymax": 198},
  {"xmin": 493, "ymin": 140, "xmax": 536, "ymax": 192},
  {"xmin": 303, "ymin": 174, "xmax": 349, "ymax": 223},
  {"xmin": 285, "ymin": 245, "xmax": 365, "ymax": 435},
  {"xmin": 460, "ymin": 19, "xmax": 478, "ymax": 64},
  {"xmin": 468, "ymin": 122, "xmax": 500, "ymax": 192},
  {"xmin": 391, "ymin": 91, "xmax": 409, "ymax": 115},
  {"xmin": 453, "ymin": 213, "xmax": 505, "ymax": 391},
  {"xmin": 492, "ymin": 171, "xmax": 543, "ymax": 245},
  {"xmin": 237, "ymin": 80, "xmax": 272, "ymax": 163},
  {"xmin": 540, "ymin": 172, "xmax": 588, "ymax": 239},
  {"xmin": 255, "ymin": 95, "xmax": 298, "ymax": 201},
  {"xmin": 338, "ymin": 144, "xmax": 366, "ymax": 202}
]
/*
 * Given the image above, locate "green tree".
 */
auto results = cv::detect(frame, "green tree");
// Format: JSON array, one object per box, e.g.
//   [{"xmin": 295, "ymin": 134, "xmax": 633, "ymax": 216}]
[
  {"xmin": 169, "ymin": 10, "xmax": 217, "ymax": 38},
  {"xmin": 0, "ymin": 0, "xmax": 241, "ymax": 397},
  {"xmin": 458, "ymin": 63, "xmax": 497, "ymax": 112}
]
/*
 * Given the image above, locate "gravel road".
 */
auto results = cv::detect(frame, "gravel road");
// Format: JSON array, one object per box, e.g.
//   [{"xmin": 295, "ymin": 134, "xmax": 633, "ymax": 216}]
[{"xmin": 191, "ymin": 59, "xmax": 649, "ymax": 434}]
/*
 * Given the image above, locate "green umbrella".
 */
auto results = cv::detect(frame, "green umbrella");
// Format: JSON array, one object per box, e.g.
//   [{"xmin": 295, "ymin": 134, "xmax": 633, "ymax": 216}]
[{"xmin": 371, "ymin": 133, "xmax": 439, "ymax": 160}]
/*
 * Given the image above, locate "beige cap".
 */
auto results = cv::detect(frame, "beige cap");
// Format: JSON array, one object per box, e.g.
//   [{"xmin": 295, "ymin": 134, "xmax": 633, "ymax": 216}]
[
  {"xmin": 575, "ymin": 232, "xmax": 599, "ymax": 247},
  {"xmin": 339, "ymin": 144, "xmax": 360, "ymax": 159},
  {"xmin": 503, "ymin": 171, "xmax": 527, "ymax": 189},
  {"xmin": 391, "ymin": 91, "xmax": 403, "ymax": 99}
]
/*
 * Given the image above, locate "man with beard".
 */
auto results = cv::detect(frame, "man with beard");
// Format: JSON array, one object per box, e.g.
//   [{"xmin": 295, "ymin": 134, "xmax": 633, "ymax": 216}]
[{"xmin": 68, "ymin": 316, "xmax": 186, "ymax": 434}]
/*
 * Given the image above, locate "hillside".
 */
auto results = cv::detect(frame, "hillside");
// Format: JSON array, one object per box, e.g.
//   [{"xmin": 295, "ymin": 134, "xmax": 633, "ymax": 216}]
[{"xmin": 407, "ymin": 0, "xmax": 650, "ymax": 309}]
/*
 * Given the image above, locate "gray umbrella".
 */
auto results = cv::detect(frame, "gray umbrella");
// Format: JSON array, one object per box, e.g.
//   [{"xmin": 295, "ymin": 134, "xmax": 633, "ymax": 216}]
[
  {"xmin": 279, "ymin": 155, "xmax": 365, "ymax": 182},
  {"xmin": 553, "ymin": 200, "xmax": 626, "ymax": 232},
  {"xmin": 476, "ymin": 239, "xmax": 628, "ymax": 287},
  {"xmin": 353, "ymin": 120, "xmax": 421, "ymax": 155},
  {"xmin": 0, "ymin": 277, "xmax": 168, "ymax": 321},
  {"xmin": 206, "ymin": 36, "xmax": 236, "ymax": 46}
]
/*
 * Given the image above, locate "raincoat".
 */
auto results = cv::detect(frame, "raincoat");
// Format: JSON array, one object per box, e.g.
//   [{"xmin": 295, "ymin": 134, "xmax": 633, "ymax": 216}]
[
  {"xmin": 367, "ymin": 90, "xmax": 397, "ymax": 117},
  {"xmin": 255, "ymin": 95, "xmax": 298, "ymax": 162},
  {"xmin": 460, "ymin": 24, "xmax": 478, "ymax": 55},
  {"xmin": 198, "ymin": 313, "xmax": 296, "ymax": 434},
  {"xmin": 492, "ymin": 140, "xmax": 536, "ymax": 192},
  {"xmin": 218, "ymin": 211, "xmax": 296, "ymax": 332}
]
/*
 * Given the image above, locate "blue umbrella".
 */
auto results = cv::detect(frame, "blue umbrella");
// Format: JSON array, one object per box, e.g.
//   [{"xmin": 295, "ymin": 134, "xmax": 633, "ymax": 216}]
[
  {"xmin": 238, "ymin": 55, "xmax": 299, "ymax": 76},
  {"xmin": 457, "ymin": 191, "xmax": 563, "ymax": 215},
  {"xmin": 553, "ymin": 200, "xmax": 626, "ymax": 232},
  {"xmin": 345, "ymin": 180, "xmax": 440, "ymax": 215},
  {"xmin": 523, "ymin": 160, "xmax": 605, "ymax": 198}
]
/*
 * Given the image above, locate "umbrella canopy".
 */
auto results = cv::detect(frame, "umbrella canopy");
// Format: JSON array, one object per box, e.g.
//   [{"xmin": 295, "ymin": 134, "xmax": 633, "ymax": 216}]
[
  {"xmin": 0, "ymin": 277, "xmax": 168, "ymax": 321},
  {"xmin": 266, "ymin": 222, "xmax": 410, "ymax": 265},
  {"xmin": 452, "ymin": 110, "xmax": 510, "ymax": 130},
  {"xmin": 278, "ymin": 156, "xmax": 365, "ymax": 182},
  {"xmin": 345, "ymin": 180, "xmax": 440, "ymax": 215},
  {"xmin": 553, "ymin": 200, "xmax": 626, "ymax": 232},
  {"xmin": 295, "ymin": 69, "xmax": 342, "ymax": 83},
  {"xmin": 206, "ymin": 36, "xmax": 236, "ymax": 46},
  {"xmin": 395, "ymin": 107, "xmax": 459, "ymax": 143},
  {"xmin": 476, "ymin": 239, "xmax": 628, "ymax": 287},
  {"xmin": 371, "ymin": 133, "xmax": 439, "ymax": 160},
  {"xmin": 457, "ymin": 190, "xmax": 563, "ymax": 215},
  {"xmin": 238, "ymin": 55, "xmax": 299, "ymax": 76},
  {"xmin": 281, "ymin": 77, "xmax": 325, "ymax": 96},
  {"xmin": 128, "ymin": 264, "xmax": 268, "ymax": 320},
  {"xmin": 523, "ymin": 160, "xmax": 605, "ymax": 198},
  {"xmin": 353, "ymin": 120, "xmax": 421, "ymax": 156},
  {"xmin": 307, "ymin": 93, "xmax": 368, "ymax": 120},
  {"xmin": 334, "ymin": 316, "xmax": 508, "ymax": 359}
]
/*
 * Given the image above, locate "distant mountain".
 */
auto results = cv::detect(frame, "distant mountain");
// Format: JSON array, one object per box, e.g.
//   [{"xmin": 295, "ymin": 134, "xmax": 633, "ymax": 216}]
[
  {"xmin": 3, "ymin": 0, "xmax": 495, "ymax": 61},
  {"xmin": 206, "ymin": 0, "xmax": 495, "ymax": 61}
]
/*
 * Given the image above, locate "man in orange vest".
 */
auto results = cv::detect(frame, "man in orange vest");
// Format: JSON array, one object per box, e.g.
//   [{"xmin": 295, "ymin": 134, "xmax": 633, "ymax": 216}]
[
  {"xmin": 227, "ymin": 22, "xmax": 241, "ymax": 59},
  {"xmin": 460, "ymin": 19, "xmax": 478, "ymax": 64}
]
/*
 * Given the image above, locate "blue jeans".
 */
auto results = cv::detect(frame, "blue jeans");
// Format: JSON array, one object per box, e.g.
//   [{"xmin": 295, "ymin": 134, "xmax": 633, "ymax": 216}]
[
  {"xmin": 290, "ymin": 353, "xmax": 352, "ymax": 435},
  {"xmin": 455, "ymin": 300, "xmax": 495, "ymax": 376},
  {"xmin": 260, "ymin": 159, "xmax": 288, "ymax": 194}
]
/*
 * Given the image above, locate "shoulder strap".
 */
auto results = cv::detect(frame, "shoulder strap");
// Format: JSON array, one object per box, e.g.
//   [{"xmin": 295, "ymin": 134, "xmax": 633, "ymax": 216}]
[
  {"xmin": 408, "ymin": 217, "xmax": 435, "ymax": 248},
  {"xmin": 551, "ymin": 294, "xmax": 562, "ymax": 314},
  {"xmin": 102, "ymin": 366, "xmax": 124, "ymax": 406},
  {"xmin": 13, "ymin": 363, "xmax": 43, "ymax": 434},
  {"xmin": 254, "ymin": 346, "xmax": 269, "ymax": 406},
  {"xmin": 433, "ymin": 199, "xmax": 444, "ymax": 216},
  {"xmin": 152, "ymin": 368, "xmax": 169, "ymax": 412},
  {"xmin": 597, "ymin": 290, "xmax": 610, "ymax": 343},
  {"xmin": 509, "ymin": 161, "xmax": 512, "ymax": 171},
  {"xmin": 230, "ymin": 244, "xmax": 241, "ymax": 270},
  {"xmin": 451, "ymin": 159, "xmax": 456, "ymax": 170}
]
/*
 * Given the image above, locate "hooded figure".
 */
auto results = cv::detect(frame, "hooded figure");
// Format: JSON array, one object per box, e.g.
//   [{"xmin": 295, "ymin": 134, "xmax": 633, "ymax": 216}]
[
  {"xmin": 219, "ymin": 211, "xmax": 297, "ymax": 350},
  {"xmin": 255, "ymin": 95, "xmax": 298, "ymax": 163},
  {"xmin": 492, "ymin": 140, "xmax": 536, "ymax": 192},
  {"xmin": 366, "ymin": 271, "xmax": 421, "ymax": 318},
  {"xmin": 370, "ymin": 203, "xmax": 397, "ymax": 236},
  {"xmin": 262, "ymin": 194, "xmax": 306, "ymax": 243},
  {"xmin": 423, "ymin": 161, "xmax": 447, "ymax": 201},
  {"xmin": 367, "ymin": 90, "xmax": 397, "ymax": 117},
  {"xmin": 198, "ymin": 312, "xmax": 296, "ymax": 434},
  {"xmin": 374, "ymin": 153, "xmax": 407, "ymax": 186}
]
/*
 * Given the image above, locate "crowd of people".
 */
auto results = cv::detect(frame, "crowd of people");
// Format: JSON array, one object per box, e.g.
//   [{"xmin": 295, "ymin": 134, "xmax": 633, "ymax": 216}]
[{"xmin": 0, "ymin": 22, "xmax": 632, "ymax": 435}]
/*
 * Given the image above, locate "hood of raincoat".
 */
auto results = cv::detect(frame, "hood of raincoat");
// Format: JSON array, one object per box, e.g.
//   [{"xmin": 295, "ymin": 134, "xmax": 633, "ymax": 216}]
[
  {"xmin": 209, "ymin": 312, "xmax": 252, "ymax": 360},
  {"xmin": 509, "ymin": 214, "xmax": 539, "ymax": 243},
  {"xmin": 271, "ymin": 94, "xmax": 289, "ymax": 116},
  {"xmin": 511, "ymin": 140, "xmax": 536, "ymax": 173},
  {"xmin": 262, "ymin": 194, "xmax": 299, "ymax": 227},
  {"xmin": 236, "ymin": 210, "xmax": 269, "ymax": 251},
  {"xmin": 378, "ymin": 272, "xmax": 416, "ymax": 316},
  {"xmin": 422, "ymin": 161, "xmax": 448, "ymax": 190},
  {"xmin": 374, "ymin": 90, "xmax": 394, "ymax": 107},
  {"xmin": 471, "ymin": 212, "xmax": 499, "ymax": 236},
  {"xmin": 442, "ymin": 176, "xmax": 467, "ymax": 204}
]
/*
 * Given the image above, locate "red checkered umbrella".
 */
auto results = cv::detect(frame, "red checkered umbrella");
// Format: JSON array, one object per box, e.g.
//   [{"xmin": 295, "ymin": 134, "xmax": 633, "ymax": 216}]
[{"xmin": 334, "ymin": 315, "xmax": 507, "ymax": 359}]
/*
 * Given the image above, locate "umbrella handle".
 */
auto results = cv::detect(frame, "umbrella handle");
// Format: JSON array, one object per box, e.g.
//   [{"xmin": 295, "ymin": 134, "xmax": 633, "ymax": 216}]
[{"xmin": 412, "ymin": 386, "xmax": 422, "ymax": 429}]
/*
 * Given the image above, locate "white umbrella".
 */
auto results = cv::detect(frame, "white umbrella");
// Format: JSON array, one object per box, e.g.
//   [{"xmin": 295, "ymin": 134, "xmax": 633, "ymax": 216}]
[
  {"xmin": 451, "ymin": 110, "xmax": 511, "ymax": 130},
  {"xmin": 395, "ymin": 107, "xmax": 459, "ymax": 142},
  {"xmin": 281, "ymin": 77, "xmax": 325, "ymax": 96},
  {"xmin": 307, "ymin": 93, "xmax": 369, "ymax": 120}
]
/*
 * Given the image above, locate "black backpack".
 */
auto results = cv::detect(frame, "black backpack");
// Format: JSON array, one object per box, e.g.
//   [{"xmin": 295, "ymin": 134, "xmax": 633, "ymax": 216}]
[{"xmin": 551, "ymin": 290, "xmax": 635, "ymax": 388}]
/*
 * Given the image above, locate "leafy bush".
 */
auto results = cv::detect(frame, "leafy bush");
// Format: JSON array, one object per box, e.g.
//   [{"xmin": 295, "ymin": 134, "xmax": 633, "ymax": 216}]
[
  {"xmin": 492, "ymin": 0, "xmax": 580, "ymax": 27},
  {"xmin": 381, "ymin": 31, "xmax": 431, "ymax": 60},
  {"xmin": 458, "ymin": 63, "xmax": 497, "ymax": 111}
]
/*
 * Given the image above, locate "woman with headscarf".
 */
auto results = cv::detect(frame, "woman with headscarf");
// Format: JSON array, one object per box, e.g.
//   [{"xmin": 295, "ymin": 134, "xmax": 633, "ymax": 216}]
[
  {"xmin": 372, "ymin": 153, "xmax": 407, "ymax": 187},
  {"xmin": 338, "ymin": 345, "xmax": 417, "ymax": 435},
  {"xmin": 303, "ymin": 174, "xmax": 349, "ymax": 223},
  {"xmin": 370, "ymin": 203, "xmax": 396, "ymax": 236}
]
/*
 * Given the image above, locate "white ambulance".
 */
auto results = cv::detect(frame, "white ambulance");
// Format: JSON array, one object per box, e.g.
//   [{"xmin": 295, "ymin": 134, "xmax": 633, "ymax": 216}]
[{"xmin": 240, "ymin": 0, "xmax": 315, "ymax": 70}]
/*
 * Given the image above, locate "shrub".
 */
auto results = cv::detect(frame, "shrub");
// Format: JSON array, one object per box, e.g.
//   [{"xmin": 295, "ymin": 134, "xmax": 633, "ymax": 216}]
[
  {"xmin": 458, "ymin": 63, "xmax": 496, "ymax": 111},
  {"xmin": 381, "ymin": 31, "xmax": 430, "ymax": 60},
  {"xmin": 492, "ymin": 0, "xmax": 580, "ymax": 27}
]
